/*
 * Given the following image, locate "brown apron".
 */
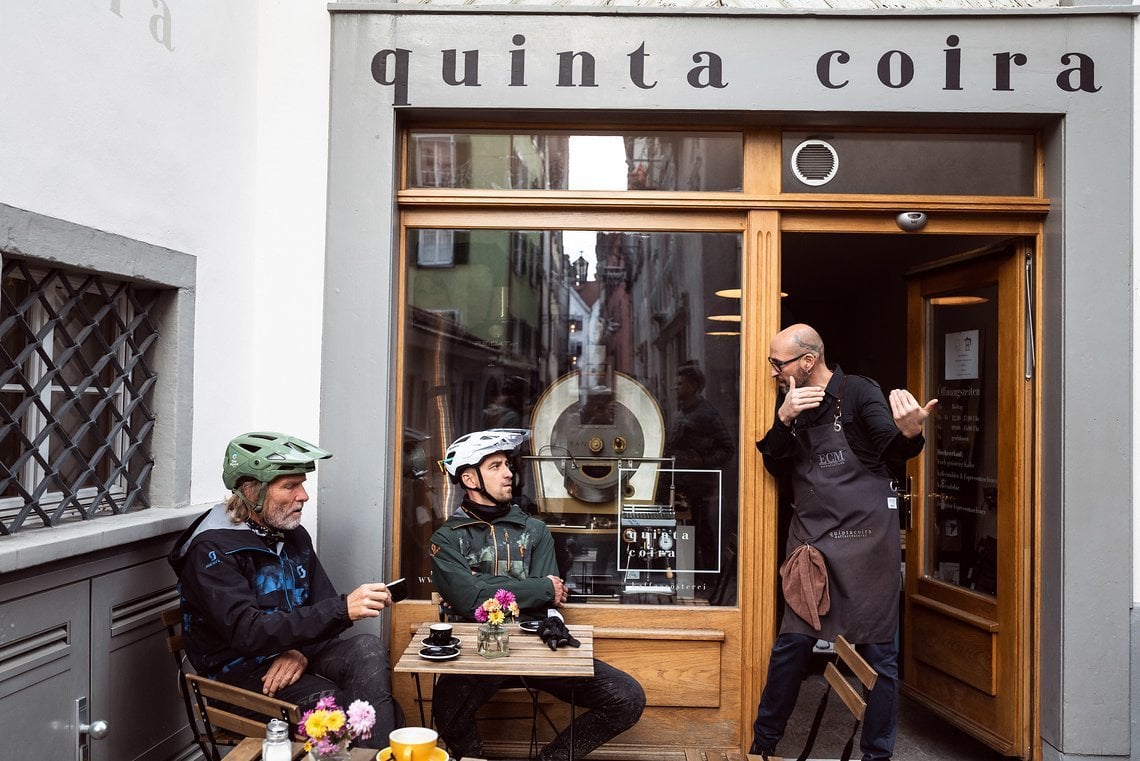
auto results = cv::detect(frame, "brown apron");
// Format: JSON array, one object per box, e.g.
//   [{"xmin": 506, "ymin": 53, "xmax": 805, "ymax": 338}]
[{"xmin": 781, "ymin": 383, "xmax": 901, "ymax": 644}]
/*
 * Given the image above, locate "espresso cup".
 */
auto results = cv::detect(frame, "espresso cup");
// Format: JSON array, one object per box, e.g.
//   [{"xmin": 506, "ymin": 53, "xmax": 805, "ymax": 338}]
[
  {"xmin": 426, "ymin": 622, "xmax": 452, "ymax": 645},
  {"xmin": 390, "ymin": 726, "xmax": 438, "ymax": 761}
]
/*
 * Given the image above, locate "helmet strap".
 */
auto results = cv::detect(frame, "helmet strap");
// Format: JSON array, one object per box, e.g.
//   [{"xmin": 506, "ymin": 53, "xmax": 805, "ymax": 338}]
[
  {"xmin": 465, "ymin": 467, "xmax": 510, "ymax": 508},
  {"xmin": 233, "ymin": 482, "xmax": 269, "ymax": 514}
]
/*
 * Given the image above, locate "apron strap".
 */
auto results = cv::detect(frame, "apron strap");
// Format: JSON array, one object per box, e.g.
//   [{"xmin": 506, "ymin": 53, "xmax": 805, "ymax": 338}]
[{"xmin": 833, "ymin": 373, "xmax": 847, "ymax": 432}]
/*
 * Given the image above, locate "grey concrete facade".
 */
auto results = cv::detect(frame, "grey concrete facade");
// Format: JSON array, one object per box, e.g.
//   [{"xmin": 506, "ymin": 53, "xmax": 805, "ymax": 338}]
[{"xmin": 321, "ymin": 7, "xmax": 1137, "ymax": 758}]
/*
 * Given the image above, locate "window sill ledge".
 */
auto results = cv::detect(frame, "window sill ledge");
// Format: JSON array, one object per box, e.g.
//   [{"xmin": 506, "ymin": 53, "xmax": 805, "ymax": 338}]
[{"xmin": 0, "ymin": 506, "xmax": 206, "ymax": 575}]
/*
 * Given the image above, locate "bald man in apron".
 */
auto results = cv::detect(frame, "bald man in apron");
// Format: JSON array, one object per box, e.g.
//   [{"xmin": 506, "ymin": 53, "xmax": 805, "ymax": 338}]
[{"xmin": 750, "ymin": 324, "xmax": 937, "ymax": 761}]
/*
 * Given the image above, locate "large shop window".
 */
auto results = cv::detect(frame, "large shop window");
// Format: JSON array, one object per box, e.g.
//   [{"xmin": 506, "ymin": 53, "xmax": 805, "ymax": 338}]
[
  {"xmin": 400, "ymin": 228, "xmax": 742, "ymax": 606},
  {"xmin": 0, "ymin": 258, "xmax": 158, "ymax": 534}
]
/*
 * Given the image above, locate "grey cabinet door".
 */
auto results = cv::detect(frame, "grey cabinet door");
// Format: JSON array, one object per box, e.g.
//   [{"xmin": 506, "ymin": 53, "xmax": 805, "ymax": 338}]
[
  {"xmin": 0, "ymin": 580, "xmax": 91, "ymax": 759},
  {"xmin": 91, "ymin": 557, "xmax": 189, "ymax": 761}
]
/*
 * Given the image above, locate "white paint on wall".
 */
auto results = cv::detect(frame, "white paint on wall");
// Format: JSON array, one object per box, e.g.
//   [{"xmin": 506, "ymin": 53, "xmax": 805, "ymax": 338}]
[
  {"xmin": 252, "ymin": 0, "xmax": 332, "ymax": 536},
  {"xmin": 0, "ymin": 1, "xmax": 332, "ymax": 519}
]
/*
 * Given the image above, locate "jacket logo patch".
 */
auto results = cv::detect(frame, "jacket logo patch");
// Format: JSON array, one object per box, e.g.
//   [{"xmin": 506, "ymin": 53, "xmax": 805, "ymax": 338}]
[
  {"xmin": 431, "ymin": 543, "xmax": 440, "ymax": 556},
  {"xmin": 204, "ymin": 550, "xmax": 221, "ymax": 569}
]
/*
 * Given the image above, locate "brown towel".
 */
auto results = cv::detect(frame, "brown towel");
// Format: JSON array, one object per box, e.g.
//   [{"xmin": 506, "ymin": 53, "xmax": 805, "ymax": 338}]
[{"xmin": 779, "ymin": 543, "xmax": 830, "ymax": 631}]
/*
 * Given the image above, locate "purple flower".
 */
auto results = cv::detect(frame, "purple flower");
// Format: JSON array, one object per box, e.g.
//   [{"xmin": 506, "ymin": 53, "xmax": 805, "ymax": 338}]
[{"xmin": 474, "ymin": 606, "xmax": 488, "ymax": 623}]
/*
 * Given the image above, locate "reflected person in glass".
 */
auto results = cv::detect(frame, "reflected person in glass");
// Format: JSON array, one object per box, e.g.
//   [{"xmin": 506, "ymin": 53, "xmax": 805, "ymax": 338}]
[{"xmin": 663, "ymin": 362, "xmax": 734, "ymax": 576}]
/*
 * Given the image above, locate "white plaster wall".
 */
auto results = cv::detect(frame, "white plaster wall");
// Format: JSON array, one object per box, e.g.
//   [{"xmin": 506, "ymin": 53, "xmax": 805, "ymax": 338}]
[
  {"xmin": 0, "ymin": 1, "xmax": 332, "ymax": 517},
  {"xmin": 252, "ymin": 0, "xmax": 332, "ymax": 536}
]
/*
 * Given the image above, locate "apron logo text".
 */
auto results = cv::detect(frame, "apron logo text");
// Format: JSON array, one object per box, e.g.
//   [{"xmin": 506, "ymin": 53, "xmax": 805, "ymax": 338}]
[{"xmin": 818, "ymin": 450, "xmax": 847, "ymax": 468}]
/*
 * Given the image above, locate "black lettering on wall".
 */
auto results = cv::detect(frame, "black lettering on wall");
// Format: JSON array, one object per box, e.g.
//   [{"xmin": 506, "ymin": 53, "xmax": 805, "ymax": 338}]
[
  {"xmin": 442, "ymin": 49, "xmax": 481, "ymax": 86},
  {"xmin": 877, "ymin": 50, "xmax": 914, "ymax": 88},
  {"xmin": 993, "ymin": 51, "xmax": 1028, "ymax": 91},
  {"xmin": 628, "ymin": 42, "xmax": 658, "ymax": 89},
  {"xmin": 1057, "ymin": 52, "xmax": 1101, "ymax": 93},
  {"xmin": 687, "ymin": 51, "xmax": 727, "ymax": 89},
  {"xmin": 510, "ymin": 34, "xmax": 527, "ymax": 86},
  {"xmin": 372, "ymin": 48, "xmax": 412, "ymax": 106},
  {"xmin": 557, "ymin": 51, "xmax": 598, "ymax": 87},
  {"xmin": 817, "ymin": 50, "xmax": 850, "ymax": 89},
  {"xmin": 944, "ymin": 35, "xmax": 962, "ymax": 91}
]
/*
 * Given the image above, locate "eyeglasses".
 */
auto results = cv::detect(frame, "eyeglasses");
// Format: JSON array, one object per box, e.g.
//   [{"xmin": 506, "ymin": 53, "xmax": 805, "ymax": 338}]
[{"xmin": 768, "ymin": 352, "xmax": 809, "ymax": 371}]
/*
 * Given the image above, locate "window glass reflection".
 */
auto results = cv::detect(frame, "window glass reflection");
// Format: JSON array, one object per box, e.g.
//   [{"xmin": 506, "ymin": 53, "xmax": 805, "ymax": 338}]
[
  {"xmin": 401, "ymin": 229, "xmax": 742, "ymax": 606},
  {"xmin": 407, "ymin": 131, "xmax": 743, "ymax": 191}
]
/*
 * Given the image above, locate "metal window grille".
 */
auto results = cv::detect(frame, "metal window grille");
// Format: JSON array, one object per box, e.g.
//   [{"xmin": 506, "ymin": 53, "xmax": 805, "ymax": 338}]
[{"xmin": 0, "ymin": 258, "xmax": 159, "ymax": 535}]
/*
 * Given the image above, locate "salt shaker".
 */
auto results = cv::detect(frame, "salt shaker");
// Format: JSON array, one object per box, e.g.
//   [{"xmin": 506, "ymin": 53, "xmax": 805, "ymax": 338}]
[{"xmin": 262, "ymin": 718, "xmax": 292, "ymax": 761}]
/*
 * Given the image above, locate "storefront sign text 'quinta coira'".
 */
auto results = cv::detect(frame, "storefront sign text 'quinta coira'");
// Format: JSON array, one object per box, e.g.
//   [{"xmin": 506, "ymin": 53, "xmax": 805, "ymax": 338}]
[{"xmin": 371, "ymin": 34, "xmax": 1099, "ymax": 107}]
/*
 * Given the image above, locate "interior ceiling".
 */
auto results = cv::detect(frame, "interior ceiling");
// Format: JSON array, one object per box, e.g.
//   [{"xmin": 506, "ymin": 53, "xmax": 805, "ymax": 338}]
[{"xmin": 781, "ymin": 232, "xmax": 1012, "ymax": 302}]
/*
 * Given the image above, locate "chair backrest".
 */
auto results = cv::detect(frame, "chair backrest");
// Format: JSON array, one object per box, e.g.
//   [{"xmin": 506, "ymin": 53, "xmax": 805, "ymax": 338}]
[
  {"xmin": 822, "ymin": 635, "xmax": 878, "ymax": 722},
  {"xmin": 160, "ymin": 607, "xmax": 300, "ymax": 761},
  {"xmin": 185, "ymin": 673, "xmax": 300, "ymax": 740},
  {"xmin": 792, "ymin": 635, "xmax": 879, "ymax": 761},
  {"xmin": 161, "ymin": 607, "xmax": 215, "ymax": 758}
]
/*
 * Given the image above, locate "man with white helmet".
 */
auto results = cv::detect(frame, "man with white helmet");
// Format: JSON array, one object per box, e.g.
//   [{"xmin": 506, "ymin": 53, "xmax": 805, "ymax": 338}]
[
  {"xmin": 430, "ymin": 428, "xmax": 646, "ymax": 761},
  {"xmin": 168, "ymin": 432, "xmax": 404, "ymax": 746}
]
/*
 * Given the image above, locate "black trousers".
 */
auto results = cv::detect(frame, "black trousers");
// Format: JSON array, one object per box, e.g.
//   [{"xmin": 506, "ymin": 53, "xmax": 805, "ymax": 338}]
[
  {"xmin": 224, "ymin": 633, "xmax": 404, "ymax": 749},
  {"xmin": 434, "ymin": 658, "xmax": 646, "ymax": 761}
]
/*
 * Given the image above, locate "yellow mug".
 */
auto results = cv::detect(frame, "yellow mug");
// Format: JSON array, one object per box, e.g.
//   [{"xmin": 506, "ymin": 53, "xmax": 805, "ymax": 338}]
[{"xmin": 389, "ymin": 726, "xmax": 438, "ymax": 761}]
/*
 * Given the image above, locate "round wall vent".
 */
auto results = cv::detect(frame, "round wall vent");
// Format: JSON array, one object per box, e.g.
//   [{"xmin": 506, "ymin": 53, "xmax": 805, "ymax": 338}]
[{"xmin": 791, "ymin": 139, "xmax": 839, "ymax": 187}]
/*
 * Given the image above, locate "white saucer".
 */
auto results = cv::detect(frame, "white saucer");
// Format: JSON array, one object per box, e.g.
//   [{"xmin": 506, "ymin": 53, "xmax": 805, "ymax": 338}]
[{"xmin": 418, "ymin": 645, "xmax": 460, "ymax": 661}]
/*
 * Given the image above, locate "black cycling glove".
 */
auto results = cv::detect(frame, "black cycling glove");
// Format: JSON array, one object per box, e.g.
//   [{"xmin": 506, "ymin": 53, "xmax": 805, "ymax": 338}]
[{"xmin": 536, "ymin": 615, "xmax": 581, "ymax": 651}]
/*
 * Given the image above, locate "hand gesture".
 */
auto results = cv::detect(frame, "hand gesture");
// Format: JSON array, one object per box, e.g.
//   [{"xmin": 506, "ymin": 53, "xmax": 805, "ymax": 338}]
[
  {"xmin": 889, "ymin": 389, "xmax": 938, "ymax": 438},
  {"xmin": 346, "ymin": 582, "xmax": 392, "ymax": 621},
  {"xmin": 260, "ymin": 649, "xmax": 307, "ymax": 696},
  {"xmin": 777, "ymin": 375, "xmax": 826, "ymax": 426}
]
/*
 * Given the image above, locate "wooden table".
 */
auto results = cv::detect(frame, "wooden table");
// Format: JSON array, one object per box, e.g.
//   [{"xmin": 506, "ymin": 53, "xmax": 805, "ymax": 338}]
[
  {"xmin": 226, "ymin": 737, "xmax": 378, "ymax": 760},
  {"xmin": 394, "ymin": 622, "xmax": 595, "ymax": 759}
]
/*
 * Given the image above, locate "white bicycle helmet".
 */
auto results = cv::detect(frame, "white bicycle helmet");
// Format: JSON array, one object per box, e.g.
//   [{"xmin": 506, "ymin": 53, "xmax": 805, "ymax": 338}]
[{"xmin": 440, "ymin": 428, "xmax": 530, "ymax": 483}]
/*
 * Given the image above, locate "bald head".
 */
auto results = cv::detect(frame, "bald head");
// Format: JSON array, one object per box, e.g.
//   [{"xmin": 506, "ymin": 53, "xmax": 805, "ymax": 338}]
[
  {"xmin": 773, "ymin": 324, "xmax": 825, "ymax": 360},
  {"xmin": 769, "ymin": 323, "xmax": 830, "ymax": 391}
]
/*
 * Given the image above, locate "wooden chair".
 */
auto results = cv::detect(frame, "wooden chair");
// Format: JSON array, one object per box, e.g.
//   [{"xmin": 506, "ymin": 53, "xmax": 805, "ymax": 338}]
[
  {"xmin": 160, "ymin": 608, "xmax": 300, "ymax": 761},
  {"xmin": 771, "ymin": 634, "xmax": 878, "ymax": 761},
  {"xmin": 185, "ymin": 673, "xmax": 301, "ymax": 761}
]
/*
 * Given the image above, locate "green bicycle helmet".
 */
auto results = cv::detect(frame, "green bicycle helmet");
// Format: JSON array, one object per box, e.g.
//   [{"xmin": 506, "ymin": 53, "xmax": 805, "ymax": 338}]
[{"xmin": 223, "ymin": 431, "xmax": 331, "ymax": 494}]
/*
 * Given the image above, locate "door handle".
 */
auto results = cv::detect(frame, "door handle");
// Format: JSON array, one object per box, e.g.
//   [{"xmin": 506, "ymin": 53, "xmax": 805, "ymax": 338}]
[
  {"xmin": 75, "ymin": 696, "xmax": 110, "ymax": 761},
  {"xmin": 894, "ymin": 476, "xmax": 915, "ymax": 531}
]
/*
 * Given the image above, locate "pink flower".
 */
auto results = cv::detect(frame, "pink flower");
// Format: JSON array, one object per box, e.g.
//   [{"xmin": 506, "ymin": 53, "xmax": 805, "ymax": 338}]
[{"xmin": 346, "ymin": 700, "xmax": 376, "ymax": 738}]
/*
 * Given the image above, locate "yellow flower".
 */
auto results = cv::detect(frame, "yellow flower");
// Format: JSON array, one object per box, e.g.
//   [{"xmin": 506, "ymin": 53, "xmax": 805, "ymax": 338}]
[
  {"xmin": 304, "ymin": 708, "xmax": 345, "ymax": 739},
  {"xmin": 488, "ymin": 608, "xmax": 505, "ymax": 626}
]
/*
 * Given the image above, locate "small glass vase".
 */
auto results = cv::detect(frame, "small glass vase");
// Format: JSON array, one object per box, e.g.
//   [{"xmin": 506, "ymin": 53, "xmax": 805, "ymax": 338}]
[
  {"xmin": 306, "ymin": 739, "xmax": 351, "ymax": 761},
  {"xmin": 477, "ymin": 622, "xmax": 511, "ymax": 658}
]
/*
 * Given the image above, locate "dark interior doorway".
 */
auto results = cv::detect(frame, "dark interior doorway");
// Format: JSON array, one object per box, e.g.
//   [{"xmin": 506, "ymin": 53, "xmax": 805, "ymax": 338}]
[{"xmin": 773, "ymin": 231, "xmax": 1017, "ymax": 761}]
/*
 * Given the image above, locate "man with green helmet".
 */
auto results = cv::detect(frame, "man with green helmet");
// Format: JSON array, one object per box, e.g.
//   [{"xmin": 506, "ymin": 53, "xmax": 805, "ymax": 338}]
[{"xmin": 169, "ymin": 432, "xmax": 404, "ymax": 746}]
